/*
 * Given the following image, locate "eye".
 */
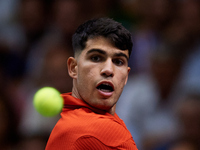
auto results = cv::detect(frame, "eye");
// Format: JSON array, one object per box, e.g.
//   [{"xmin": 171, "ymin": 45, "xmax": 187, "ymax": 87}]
[
  {"xmin": 113, "ymin": 58, "xmax": 124, "ymax": 66},
  {"xmin": 91, "ymin": 55, "xmax": 102, "ymax": 62}
]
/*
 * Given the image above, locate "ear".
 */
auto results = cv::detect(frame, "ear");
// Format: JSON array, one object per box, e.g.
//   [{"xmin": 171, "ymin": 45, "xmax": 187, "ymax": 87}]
[
  {"xmin": 67, "ymin": 57, "xmax": 78, "ymax": 79},
  {"xmin": 124, "ymin": 67, "xmax": 131, "ymax": 85}
]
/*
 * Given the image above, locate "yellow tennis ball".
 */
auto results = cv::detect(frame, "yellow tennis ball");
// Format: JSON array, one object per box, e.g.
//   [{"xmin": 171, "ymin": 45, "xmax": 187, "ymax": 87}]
[{"xmin": 33, "ymin": 87, "xmax": 63, "ymax": 117}]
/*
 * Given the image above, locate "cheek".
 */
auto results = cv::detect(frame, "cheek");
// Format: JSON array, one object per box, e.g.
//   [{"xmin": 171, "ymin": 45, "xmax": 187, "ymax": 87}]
[
  {"xmin": 77, "ymin": 64, "xmax": 98, "ymax": 88},
  {"xmin": 117, "ymin": 69, "xmax": 128, "ymax": 85}
]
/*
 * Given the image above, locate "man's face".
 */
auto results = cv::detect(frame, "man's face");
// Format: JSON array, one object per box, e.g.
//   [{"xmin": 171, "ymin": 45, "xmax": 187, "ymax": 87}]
[{"xmin": 68, "ymin": 37, "xmax": 130, "ymax": 115}]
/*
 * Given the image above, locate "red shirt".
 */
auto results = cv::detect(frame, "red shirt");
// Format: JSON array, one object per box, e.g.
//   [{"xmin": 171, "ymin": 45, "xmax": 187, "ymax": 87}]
[{"xmin": 45, "ymin": 93, "xmax": 138, "ymax": 150}]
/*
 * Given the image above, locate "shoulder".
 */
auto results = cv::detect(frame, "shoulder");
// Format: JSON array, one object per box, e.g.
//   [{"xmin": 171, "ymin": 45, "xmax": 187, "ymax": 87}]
[
  {"xmin": 73, "ymin": 135, "xmax": 138, "ymax": 150},
  {"xmin": 46, "ymin": 108, "xmax": 137, "ymax": 149},
  {"xmin": 59, "ymin": 108, "xmax": 133, "ymax": 145}
]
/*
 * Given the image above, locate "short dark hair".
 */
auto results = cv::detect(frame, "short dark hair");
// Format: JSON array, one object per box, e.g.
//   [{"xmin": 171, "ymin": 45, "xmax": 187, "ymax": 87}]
[{"xmin": 72, "ymin": 17, "xmax": 133, "ymax": 57}]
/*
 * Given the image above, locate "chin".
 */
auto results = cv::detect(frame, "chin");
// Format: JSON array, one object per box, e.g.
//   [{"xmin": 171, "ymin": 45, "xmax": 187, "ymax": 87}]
[{"xmin": 95, "ymin": 101, "xmax": 114, "ymax": 111}]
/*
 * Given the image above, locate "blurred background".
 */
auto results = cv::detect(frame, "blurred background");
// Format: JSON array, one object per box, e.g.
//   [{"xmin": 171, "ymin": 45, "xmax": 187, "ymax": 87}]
[{"xmin": 0, "ymin": 0, "xmax": 200, "ymax": 149}]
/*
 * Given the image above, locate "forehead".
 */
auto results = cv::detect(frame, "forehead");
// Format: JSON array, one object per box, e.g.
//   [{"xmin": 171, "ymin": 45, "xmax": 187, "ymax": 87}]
[{"xmin": 82, "ymin": 37, "xmax": 129, "ymax": 56}]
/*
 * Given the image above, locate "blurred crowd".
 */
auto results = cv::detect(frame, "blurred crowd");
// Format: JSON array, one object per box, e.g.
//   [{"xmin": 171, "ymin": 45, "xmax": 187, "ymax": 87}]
[{"xmin": 0, "ymin": 0, "xmax": 200, "ymax": 149}]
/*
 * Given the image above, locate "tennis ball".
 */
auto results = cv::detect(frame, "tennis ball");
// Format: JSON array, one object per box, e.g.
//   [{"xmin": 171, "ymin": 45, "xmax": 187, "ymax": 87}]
[{"xmin": 33, "ymin": 87, "xmax": 63, "ymax": 117}]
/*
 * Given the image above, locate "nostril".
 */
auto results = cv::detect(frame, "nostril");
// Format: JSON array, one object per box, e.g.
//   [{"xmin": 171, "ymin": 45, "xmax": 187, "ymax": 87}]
[{"xmin": 101, "ymin": 71, "xmax": 114, "ymax": 77}]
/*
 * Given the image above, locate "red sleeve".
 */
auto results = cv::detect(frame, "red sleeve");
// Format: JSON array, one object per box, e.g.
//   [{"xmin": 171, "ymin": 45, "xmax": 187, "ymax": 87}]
[{"xmin": 73, "ymin": 135, "xmax": 138, "ymax": 150}]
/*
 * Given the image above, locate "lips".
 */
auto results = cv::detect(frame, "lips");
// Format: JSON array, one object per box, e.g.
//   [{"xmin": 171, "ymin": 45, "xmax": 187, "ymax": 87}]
[{"xmin": 96, "ymin": 81, "xmax": 114, "ymax": 97}]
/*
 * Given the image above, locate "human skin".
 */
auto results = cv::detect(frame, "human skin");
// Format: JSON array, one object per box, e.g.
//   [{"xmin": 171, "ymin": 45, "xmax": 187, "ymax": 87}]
[{"xmin": 67, "ymin": 36, "xmax": 130, "ymax": 115}]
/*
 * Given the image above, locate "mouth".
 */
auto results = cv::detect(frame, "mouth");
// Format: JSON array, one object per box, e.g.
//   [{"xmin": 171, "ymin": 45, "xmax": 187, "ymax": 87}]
[
  {"xmin": 96, "ymin": 81, "xmax": 114, "ymax": 97},
  {"xmin": 96, "ymin": 82, "xmax": 114, "ymax": 92}
]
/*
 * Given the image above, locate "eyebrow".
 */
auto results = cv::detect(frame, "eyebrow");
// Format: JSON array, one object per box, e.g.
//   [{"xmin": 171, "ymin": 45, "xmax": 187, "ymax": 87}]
[
  {"xmin": 114, "ymin": 52, "xmax": 129, "ymax": 61},
  {"xmin": 86, "ymin": 49, "xmax": 106, "ymax": 55},
  {"xmin": 86, "ymin": 49, "xmax": 129, "ymax": 61}
]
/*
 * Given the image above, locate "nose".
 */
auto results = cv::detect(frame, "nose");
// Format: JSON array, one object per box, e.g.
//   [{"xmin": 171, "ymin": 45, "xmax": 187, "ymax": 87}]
[{"xmin": 100, "ymin": 59, "xmax": 114, "ymax": 77}]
